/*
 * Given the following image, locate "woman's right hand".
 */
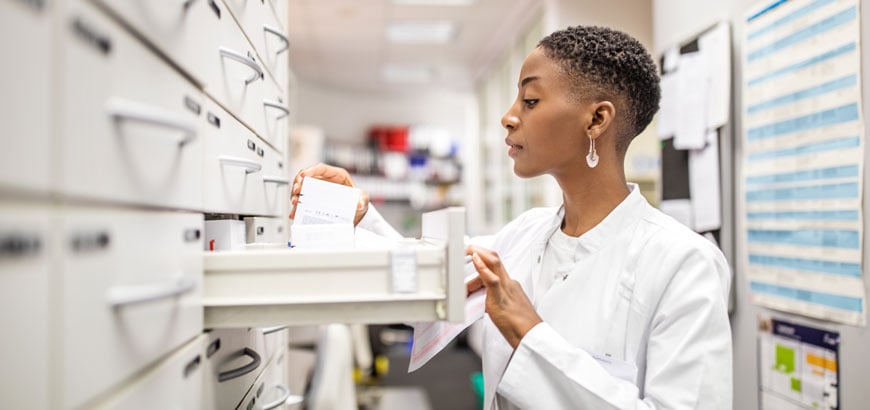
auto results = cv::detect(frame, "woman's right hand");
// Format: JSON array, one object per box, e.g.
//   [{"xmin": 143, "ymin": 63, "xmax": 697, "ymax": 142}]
[{"xmin": 290, "ymin": 163, "xmax": 370, "ymax": 226}]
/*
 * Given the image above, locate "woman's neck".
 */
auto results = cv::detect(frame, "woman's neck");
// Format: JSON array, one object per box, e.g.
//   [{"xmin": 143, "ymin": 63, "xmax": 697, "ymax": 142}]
[{"xmin": 556, "ymin": 171, "xmax": 629, "ymax": 238}]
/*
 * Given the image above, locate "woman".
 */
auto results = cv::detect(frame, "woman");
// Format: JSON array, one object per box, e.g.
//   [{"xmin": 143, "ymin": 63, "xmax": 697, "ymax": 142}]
[{"xmin": 292, "ymin": 25, "xmax": 732, "ymax": 410}]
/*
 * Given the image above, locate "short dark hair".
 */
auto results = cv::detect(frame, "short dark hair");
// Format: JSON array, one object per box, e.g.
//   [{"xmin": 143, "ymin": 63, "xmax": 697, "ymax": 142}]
[{"xmin": 538, "ymin": 25, "xmax": 660, "ymax": 153}]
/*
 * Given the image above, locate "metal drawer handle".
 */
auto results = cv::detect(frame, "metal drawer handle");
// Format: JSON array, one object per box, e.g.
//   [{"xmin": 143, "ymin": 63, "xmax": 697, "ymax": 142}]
[
  {"xmin": 219, "ymin": 47, "xmax": 263, "ymax": 84},
  {"xmin": 262, "ymin": 176, "xmax": 290, "ymax": 185},
  {"xmin": 263, "ymin": 25, "xmax": 289, "ymax": 55},
  {"xmin": 107, "ymin": 98, "xmax": 198, "ymax": 146},
  {"xmin": 218, "ymin": 155, "xmax": 262, "ymax": 174},
  {"xmin": 263, "ymin": 384, "xmax": 303, "ymax": 409},
  {"xmin": 107, "ymin": 276, "xmax": 196, "ymax": 308},
  {"xmin": 261, "ymin": 325, "xmax": 288, "ymax": 335},
  {"xmin": 218, "ymin": 347, "xmax": 261, "ymax": 382},
  {"xmin": 263, "ymin": 100, "xmax": 289, "ymax": 119}
]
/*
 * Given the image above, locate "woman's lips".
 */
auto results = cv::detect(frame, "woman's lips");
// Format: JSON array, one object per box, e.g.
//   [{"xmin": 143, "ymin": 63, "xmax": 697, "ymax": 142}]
[{"xmin": 506, "ymin": 139, "xmax": 523, "ymax": 156}]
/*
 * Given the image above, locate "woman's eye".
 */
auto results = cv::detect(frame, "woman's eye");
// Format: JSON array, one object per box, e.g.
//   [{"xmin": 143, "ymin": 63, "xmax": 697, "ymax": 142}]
[{"xmin": 523, "ymin": 99, "xmax": 539, "ymax": 108}]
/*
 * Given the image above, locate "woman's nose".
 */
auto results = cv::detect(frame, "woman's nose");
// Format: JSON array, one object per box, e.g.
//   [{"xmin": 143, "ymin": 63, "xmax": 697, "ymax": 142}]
[{"xmin": 501, "ymin": 112, "xmax": 519, "ymax": 130}]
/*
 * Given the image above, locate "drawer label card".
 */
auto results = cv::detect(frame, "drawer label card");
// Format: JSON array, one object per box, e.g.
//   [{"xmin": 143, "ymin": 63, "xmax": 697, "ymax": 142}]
[{"xmin": 391, "ymin": 247, "xmax": 418, "ymax": 293}]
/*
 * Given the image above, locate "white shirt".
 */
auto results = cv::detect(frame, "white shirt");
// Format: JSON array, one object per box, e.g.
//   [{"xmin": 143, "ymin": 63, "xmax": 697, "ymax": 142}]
[
  {"xmin": 534, "ymin": 227, "xmax": 578, "ymax": 305},
  {"xmin": 361, "ymin": 184, "xmax": 733, "ymax": 410}
]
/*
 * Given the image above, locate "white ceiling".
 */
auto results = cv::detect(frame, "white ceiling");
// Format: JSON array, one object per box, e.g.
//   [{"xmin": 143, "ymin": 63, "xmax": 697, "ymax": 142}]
[{"xmin": 287, "ymin": 0, "xmax": 542, "ymax": 94}]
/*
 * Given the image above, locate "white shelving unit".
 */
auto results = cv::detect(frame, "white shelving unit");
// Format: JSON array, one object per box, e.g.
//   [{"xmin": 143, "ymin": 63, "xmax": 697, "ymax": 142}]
[{"xmin": 1, "ymin": 0, "xmax": 466, "ymax": 408}]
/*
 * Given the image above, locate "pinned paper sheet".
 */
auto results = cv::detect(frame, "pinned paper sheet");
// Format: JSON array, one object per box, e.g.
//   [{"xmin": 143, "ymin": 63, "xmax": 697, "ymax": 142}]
[
  {"xmin": 408, "ymin": 262, "xmax": 485, "ymax": 372},
  {"xmin": 674, "ymin": 52, "xmax": 709, "ymax": 150},
  {"xmin": 293, "ymin": 177, "xmax": 360, "ymax": 225}
]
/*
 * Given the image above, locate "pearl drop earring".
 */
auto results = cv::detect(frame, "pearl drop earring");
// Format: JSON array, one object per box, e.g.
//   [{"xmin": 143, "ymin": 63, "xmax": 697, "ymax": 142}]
[{"xmin": 586, "ymin": 135, "xmax": 599, "ymax": 168}]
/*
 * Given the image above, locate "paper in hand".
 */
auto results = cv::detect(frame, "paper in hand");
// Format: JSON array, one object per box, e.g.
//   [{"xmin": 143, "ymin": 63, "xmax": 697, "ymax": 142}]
[
  {"xmin": 408, "ymin": 261, "xmax": 486, "ymax": 372},
  {"xmin": 293, "ymin": 177, "xmax": 361, "ymax": 225}
]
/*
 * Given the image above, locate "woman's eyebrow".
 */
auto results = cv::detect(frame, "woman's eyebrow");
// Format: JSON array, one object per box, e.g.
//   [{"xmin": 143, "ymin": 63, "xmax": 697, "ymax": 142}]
[{"xmin": 519, "ymin": 76, "xmax": 540, "ymax": 88}]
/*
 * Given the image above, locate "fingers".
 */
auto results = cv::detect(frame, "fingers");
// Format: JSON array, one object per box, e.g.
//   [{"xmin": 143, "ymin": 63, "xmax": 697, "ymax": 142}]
[
  {"xmin": 466, "ymin": 276, "xmax": 483, "ymax": 295},
  {"xmin": 472, "ymin": 253, "xmax": 499, "ymax": 286},
  {"xmin": 466, "ymin": 245, "xmax": 506, "ymax": 289},
  {"xmin": 353, "ymin": 190, "xmax": 370, "ymax": 226},
  {"xmin": 299, "ymin": 163, "xmax": 354, "ymax": 186}
]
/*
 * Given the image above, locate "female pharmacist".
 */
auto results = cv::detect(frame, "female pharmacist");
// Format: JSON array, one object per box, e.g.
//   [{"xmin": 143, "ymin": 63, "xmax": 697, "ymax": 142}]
[{"xmin": 291, "ymin": 25, "xmax": 732, "ymax": 410}]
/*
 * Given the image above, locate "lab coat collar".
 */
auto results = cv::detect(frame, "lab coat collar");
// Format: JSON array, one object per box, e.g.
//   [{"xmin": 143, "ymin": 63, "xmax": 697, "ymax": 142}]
[{"xmin": 554, "ymin": 183, "xmax": 646, "ymax": 258}]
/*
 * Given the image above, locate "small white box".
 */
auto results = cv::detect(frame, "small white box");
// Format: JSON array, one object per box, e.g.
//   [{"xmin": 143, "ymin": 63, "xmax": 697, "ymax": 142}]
[
  {"xmin": 204, "ymin": 220, "xmax": 246, "ymax": 251},
  {"xmin": 290, "ymin": 224, "xmax": 354, "ymax": 249},
  {"xmin": 245, "ymin": 217, "xmax": 281, "ymax": 244}
]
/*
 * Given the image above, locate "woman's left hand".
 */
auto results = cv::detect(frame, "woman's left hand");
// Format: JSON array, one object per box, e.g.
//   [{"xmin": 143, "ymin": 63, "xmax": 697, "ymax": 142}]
[{"xmin": 466, "ymin": 245, "xmax": 543, "ymax": 349}]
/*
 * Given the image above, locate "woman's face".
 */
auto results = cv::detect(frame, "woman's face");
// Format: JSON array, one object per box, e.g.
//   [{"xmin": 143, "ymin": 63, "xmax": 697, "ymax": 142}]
[{"xmin": 501, "ymin": 47, "xmax": 588, "ymax": 179}]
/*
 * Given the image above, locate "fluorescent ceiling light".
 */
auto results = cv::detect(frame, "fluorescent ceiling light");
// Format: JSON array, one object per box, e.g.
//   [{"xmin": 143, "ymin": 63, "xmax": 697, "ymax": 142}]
[
  {"xmin": 381, "ymin": 65, "xmax": 432, "ymax": 83},
  {"xmin": 392, "ymin": 0, "xmax": 476, "ymax": 5},
  {"xmin": 387, "ymin": 21, "xmax": 457, "ymax": 44}
]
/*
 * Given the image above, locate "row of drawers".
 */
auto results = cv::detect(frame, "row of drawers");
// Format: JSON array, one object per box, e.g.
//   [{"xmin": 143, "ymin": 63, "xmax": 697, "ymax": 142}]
[
  {"xmin": 0, "ymin": 204, "xmax": 202, "ymax": 409},
  {"xmin": 2, "ymin": 1, "xmax": 290, "ymax": 217},
  {"xmin": 0, "ymin": 204, "xmax": 296, "ymax": 409},
  {"xmin": 93, "ymin": 328, "xmax": 295, "ymax": 410},
  {"xmin": 92, "ymin": 0, "xmax": 292, "ymax": 142}
]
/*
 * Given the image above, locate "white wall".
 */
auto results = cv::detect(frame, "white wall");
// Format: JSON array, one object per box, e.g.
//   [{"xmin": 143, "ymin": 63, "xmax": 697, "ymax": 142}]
[
  {"xmin": 653, "ymin": 1, "xmax": 870, "ymax": 410},
  {"xmin": 293, "ymin": 81, "xmax": 474, "ymax": 145},
  {"xmin": 555, "ymin": 0, "xmax": 660, "ymax": 204}
]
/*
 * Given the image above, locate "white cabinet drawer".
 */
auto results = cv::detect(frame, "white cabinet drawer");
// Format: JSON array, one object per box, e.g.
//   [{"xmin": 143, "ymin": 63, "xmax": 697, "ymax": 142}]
[
  {"xmin": 93, "ymin": 0, "xmax": 219, "ymax": 87},
  {"xmin": 221, "ymin": 0, "xmax": 289, "ymax": 92},
  {"xmin": 91, "ymin": 335, "xmax": 207, "ymax": 410},
  {"xmin": 270, "ymin": 0, "xmax": 288, "ymax": 37},
  {"xmin": 59, "ymin": 207, "xmax": 203, "ymax": 409},
  {"xmin": 238, "ymin": 350, "xmax": 300, "ymax": 410},
  {"xmin": 203, "ymin": 98, "xmax": 289, "ymax": 217},
  {"xmin": 203, "ymin": 208, "xmax": 466, "ymax": 328},
  {"xmin": 0, "ymin": 0, "xmax": 52, "ymax": 195},
  {"xmin": 203, "ymin": 328, "xmax": 267, "ymax": 410},
  {"xmin": 60, "ymin": 1, "xmax": 204, "ymax": 211},
  {"xmin": 262, "ymin": 326, "xmax": 289, "ymax": 364},
  {"xmin": 257, "ymin": 82, "xmax": 291, "ymax": 155},
  {"xmin": 0, "ymin": 202, "xmax": 53, "ymax": 410},
  {"xmin": 246, "ymin": 217, "xmax": 287, "ymax": 244},
  {"xmin": 260, "ymin": 143, "xmax": 290, "ymax": 218}
]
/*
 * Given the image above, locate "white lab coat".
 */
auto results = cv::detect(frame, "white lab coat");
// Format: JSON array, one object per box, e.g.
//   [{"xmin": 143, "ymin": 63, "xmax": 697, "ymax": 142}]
[{"xmin": 361, "ymin": 184, "xmax": 732, "ymax": 409}]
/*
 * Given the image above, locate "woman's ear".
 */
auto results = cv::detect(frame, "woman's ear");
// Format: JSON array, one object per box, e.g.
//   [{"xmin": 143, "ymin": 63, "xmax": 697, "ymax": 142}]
[{"xmin": 586, "ymin": 101, "xmax": 615, "ymax": 140}]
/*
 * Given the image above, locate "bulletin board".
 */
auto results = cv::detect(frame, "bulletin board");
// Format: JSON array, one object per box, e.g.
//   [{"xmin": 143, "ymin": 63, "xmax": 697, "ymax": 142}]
[
  {"xmin": 657, "ymin": 22, "xmax": 735, "ymax": 294},
  {"xmin": 739, "ymin": 0, "xmax": 865, "ymax": 326}
]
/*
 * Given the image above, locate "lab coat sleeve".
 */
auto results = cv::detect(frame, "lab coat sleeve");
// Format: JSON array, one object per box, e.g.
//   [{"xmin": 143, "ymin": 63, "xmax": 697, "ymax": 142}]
[
  {"xmin": 356, "ymin": 205, "xmax": 403, "ymax": 240},
  {"xmin": 498, "ymin": 244, "xmax": 732, "ymax": 410}
]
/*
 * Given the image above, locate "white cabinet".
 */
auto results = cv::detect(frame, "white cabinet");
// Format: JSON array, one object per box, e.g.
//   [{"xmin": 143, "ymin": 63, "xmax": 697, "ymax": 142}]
[
  {"xmin": 0, "ymin": 0, "xmax": 53, "ymax": 195},
  {"xmin": 0, "ymin": 0, "xmax": 476, "ymax": 407},
  {"xmin": 59, "ymin": 1, "xmax": 204, "ymax": 211},
  {"xmin": 95, "ymin": 0, "xmax": 290, "ymax": 154},
  {"xmin": 90, "ymin": 335, "xmax": 207, "ymax": 410},
  {"xmin": 0, "ymin": 202, "xmax": 53, "ymax": 410},
  {"xmin": 59, "ymin": 207, "xmax": 203, "ymax": 409},
  {"xmin": 203, "ymin": 98, "xmax": 289, "ymax": 217},
  {"xmin": 222, "ymin": 0, "xmax": 290, "ymax": 93}
]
